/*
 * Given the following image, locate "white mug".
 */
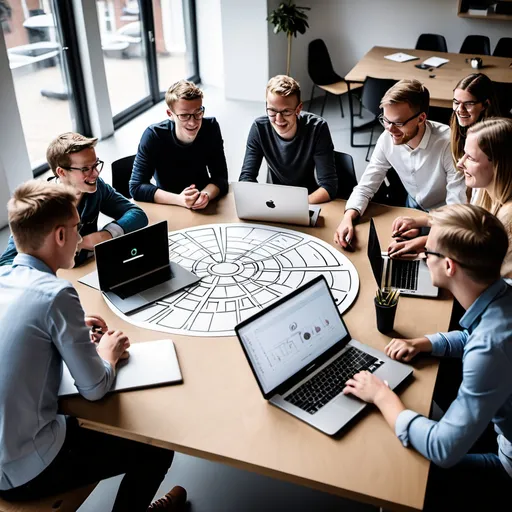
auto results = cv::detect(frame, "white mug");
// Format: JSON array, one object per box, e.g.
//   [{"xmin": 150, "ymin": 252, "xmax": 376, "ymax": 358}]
[{"xmin": 467, "ymin": 57, "xmax": 483, "ymax": 69}]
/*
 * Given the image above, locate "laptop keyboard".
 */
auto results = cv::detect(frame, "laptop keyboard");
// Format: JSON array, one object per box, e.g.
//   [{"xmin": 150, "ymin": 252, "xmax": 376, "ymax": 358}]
[
  {"xmin": 284, "ymin": 347, "xmax": 384, "ymax": 415},
  {"xmin": 391, "ymin": 259, "xmax": 420, "ymax": 291}
]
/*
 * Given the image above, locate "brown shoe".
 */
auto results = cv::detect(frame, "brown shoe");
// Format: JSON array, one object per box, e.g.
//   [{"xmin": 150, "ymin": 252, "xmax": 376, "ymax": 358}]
[{"xmin": 147, "ymin": 485, "xmax": 187, "ymax": 511}]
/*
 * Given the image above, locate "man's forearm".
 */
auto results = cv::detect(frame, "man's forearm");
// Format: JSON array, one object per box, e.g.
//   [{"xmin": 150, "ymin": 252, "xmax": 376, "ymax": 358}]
[
  {"xmin": 79, "ymin": 231, "xmax": 112, "ymax": 251},
  {"xmin": 154, "ymin": 188, "xmax": 184, "ymax": 206},
  {"xmin": 374, "ymin": 387, "xmax": 407, "ymax": 431},
  {"xmin": 202, "ymin": 183, "xmax": 220, "ymax": 201},
  {"xmin": 308, "ymin": 187, "xmax": 331, "ymax": 204}
]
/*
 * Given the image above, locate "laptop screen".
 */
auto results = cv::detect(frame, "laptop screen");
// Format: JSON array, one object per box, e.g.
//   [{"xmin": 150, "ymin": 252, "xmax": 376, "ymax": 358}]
[
  {"xmin": 237, "ymin": 278, "xmax": 348, "ymax": 395},
  {"xmin": 367, "ymin": 219, "xmax": 383, "ymax": 288},
  {"xmin": 95, "ymin": 221, "xmax": 170, "ymax": 291}
]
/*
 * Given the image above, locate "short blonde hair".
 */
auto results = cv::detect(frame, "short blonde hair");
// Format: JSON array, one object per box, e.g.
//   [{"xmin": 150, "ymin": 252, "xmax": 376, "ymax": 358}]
[
  {"xmin": 380, "ymin": 79, "xmax": 430, "ymax": 116},
  {"xmin": 429, "ymin": 203, "xmax": 508, "ymax": 283},
  {"xmin": 165, "ymin": 80, "xmax": 203, "ymax": 109},
  {"xmin": 8, "ymin": 180, "xmax": 77, "ymax": 253},
  {"xmin": 46, "ymin": 132, "xmax": 98, "ymax": 177},
  {"xmin": 266, "ymin": 75, "xmax": 301, "ymax": 103}
]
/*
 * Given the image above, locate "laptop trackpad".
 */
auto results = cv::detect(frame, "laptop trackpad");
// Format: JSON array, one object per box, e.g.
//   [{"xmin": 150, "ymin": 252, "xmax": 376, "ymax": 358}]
[{"xmin": 139, "ymin": 281, "xmax": 176, "ymax": 302}]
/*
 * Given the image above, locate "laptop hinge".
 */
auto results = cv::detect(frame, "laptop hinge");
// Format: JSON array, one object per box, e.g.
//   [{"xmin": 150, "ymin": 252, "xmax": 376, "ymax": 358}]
[{"xmin": 110, "ymin": 263, "xmax": 171, "ymax": 290}]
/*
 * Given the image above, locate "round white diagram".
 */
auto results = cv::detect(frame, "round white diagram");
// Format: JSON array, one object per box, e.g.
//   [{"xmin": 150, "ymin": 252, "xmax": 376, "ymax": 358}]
[{"xmin": 110, "ymin": 223, "xmax": 359, "ymax": 337}]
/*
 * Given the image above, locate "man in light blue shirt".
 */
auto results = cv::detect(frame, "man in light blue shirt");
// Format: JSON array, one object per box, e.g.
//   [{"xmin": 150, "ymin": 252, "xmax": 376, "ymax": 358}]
[
  {"xmin": 0, "ymin": 181, "xmax": 185, "ymax": 511},
  {"xmin": 343, "ymin": 204, "xmax": 512, "ymax": 510}
]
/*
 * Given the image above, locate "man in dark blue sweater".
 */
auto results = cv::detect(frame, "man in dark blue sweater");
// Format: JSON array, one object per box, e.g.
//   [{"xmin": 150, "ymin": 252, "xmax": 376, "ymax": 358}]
[
  {"xmin": 239, "ymin": 75, "xmax": 337, "ymax": 204},
  {"xmin": 129, "ymin": 80, "xmax": 228, "ymax": 209}
]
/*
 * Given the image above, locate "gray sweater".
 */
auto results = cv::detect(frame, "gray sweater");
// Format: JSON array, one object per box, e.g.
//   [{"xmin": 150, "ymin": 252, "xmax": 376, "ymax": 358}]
[{"xmin": 239, "ymin": 112, "xmax": 338, "ymax": 199}]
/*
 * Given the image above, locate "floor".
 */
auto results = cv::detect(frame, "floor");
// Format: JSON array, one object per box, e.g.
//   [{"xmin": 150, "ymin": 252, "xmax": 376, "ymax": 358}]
[{"xmin": 0, "ymin": 87, "xmax": 382, "ymax": 512}]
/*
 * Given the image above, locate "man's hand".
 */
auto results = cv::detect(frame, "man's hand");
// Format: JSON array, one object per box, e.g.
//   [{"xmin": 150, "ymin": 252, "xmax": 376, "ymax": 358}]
[
  {"xmin": 385, "ymin": 336, "xmax": 432, "ymax": 362},
  {"xmin": 96, "ymin": 330, "xmax": 130, "ymax": 368},
  {"xmin": 191, "ymin": 190, "xmax": 210, "ymax": 210},
  {"xmin": 343, "ymin": 370, "xmax": 392, "ymax": 404},
  {"xmin": 180, "ymin": 185, "xmax": 200, "ymax": 209},
  {"xmin": 391, "ymin": 216, "xmax": 428, "ymax": 238},
  {"xmin": 334, "ymin": 210, "xmax": 359, "ymax": 250},
  {"xmin": 387, "ymin": 236, "xmax": 426, "ymax": 260},
  {"xmin": 78, "ymin": 231, "xmax": 113, "ymax": 252},
  {"xmin": 85, "ymin": 314, "xmax": 108, "ymax": 343}
]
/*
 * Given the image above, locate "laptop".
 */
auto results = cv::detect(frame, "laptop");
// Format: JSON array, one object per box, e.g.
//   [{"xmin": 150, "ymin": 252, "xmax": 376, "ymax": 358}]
[
  {"xmin": 235, "ymin": 275, "xmax": 412, "ymax": 435},
  {"xmin": 59, "ymin": 339, "xmax": 182, "ymax": 397},
  {"xmin": 94, "ymin": 221, "xmax": 200, "ymax": 314},
  {"xmin": 367, "ymin": 219, "xmax": 438, "ymax": 298},
  {"xmin": 233, "ymin": 182, "xmax": 321, "ymax": 227}
]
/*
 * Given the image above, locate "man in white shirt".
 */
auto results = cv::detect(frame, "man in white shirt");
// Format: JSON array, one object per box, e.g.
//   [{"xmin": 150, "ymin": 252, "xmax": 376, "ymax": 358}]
[{"xmin": 334, "ymin": 79, "xmax": 466, "ymax": 249}]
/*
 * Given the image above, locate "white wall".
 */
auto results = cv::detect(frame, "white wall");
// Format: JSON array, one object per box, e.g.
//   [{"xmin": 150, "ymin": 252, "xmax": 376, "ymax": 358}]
[
  {"xmin": 196, "ymin": 0, "xmax": 224, "ymax": 87},
  {"xmin": 267, "ymin": 0, "xmax": 512, "ymax": 101}
]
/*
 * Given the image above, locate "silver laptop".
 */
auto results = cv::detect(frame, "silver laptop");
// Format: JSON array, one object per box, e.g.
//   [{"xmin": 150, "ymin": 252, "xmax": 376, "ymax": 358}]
[
  {"xmin": 235, "ymin": 275, "xmax": 412, "ymax": 435},
  {"xmin": 368, "ymin": 219, "xmax": 438, "ymax": 298},
  {"xmin": 94, "ymin": 221, "xmax": 200, "ymax": 315},
  {"xmin": 233, "ymin": 182, "xmax": 321, "ymax": 227}
]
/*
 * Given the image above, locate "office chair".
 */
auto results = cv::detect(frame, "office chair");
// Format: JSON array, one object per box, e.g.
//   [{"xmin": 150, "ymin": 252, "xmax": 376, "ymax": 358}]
[
  {"xmin": 493, "ymin": 37, "xmax": 512, "ymax": 58},
  {"xmin": 492, "ymin": 81, "xmax": 512, "ymax": 118},
  {"xmin": 307, "ymin": 39, "xmax": 361, "ymax": 118},
  {"xmin": 459, "ymin": 35, "xmax": 491, "ymax": 55},
  {"xmin": 372, "ymin": 168, "xmax": 408, "ymax": 208},
  {"xmin": 111, "ymin": 155, "xmax": 136, "ymax": 199},
  {"xmin": 415, "ymin": 33, "xmax": 448, "ymax": 52},
  {"xmin": 334, "ymin": 151, "xmax": 358, "ymax": 200}
]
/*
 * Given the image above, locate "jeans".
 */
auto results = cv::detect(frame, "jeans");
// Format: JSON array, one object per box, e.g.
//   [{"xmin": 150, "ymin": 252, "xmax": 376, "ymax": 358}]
[
  {"xmin": 424, "ymin": 452, "xmax": 511, "ymax": 511},
  {"xmin": 0, "ymin": 417, "xmax": 174, "ymax": 512}
]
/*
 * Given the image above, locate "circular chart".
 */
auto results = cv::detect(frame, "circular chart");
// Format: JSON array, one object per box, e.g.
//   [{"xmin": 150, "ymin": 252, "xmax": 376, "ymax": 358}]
[{"xmin": 109, "ymin": 223, "xmax": 359, "ymax": 337}]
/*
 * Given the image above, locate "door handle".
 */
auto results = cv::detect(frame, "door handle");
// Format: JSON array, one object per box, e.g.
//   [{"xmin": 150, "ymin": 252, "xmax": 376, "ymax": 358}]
[{"xmin": 148, "ymin": 31, "xmax": 155, "ymax": 43}]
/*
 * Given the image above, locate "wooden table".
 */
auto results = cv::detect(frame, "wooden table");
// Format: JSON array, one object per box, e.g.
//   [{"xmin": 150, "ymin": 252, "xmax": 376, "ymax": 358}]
[
  {"xmin": 59, "ymin": 191, "xmax": 453, "ymax": 511},
  {"xmin": 345, "ymin": 45, "xmax": 512, "ymax": 108}
]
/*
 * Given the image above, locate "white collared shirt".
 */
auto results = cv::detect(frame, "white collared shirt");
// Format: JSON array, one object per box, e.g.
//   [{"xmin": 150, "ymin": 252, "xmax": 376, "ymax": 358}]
[{"xmin": 345, "ymin": 120, "xmax": 466, "ymax": 214}]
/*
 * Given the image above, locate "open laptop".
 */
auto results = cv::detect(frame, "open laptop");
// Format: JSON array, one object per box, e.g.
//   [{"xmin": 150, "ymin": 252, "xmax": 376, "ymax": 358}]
[
  {"xmin": 368, "ymin": 218, "xmax": 438, "ymax": 298},
  {"xmin": 94, "ymin": 221, "xmax": 200, "ymax": 315},
  {"xmin": 235, "ymin": 275, "xmax": 412, "ymax": 435},
  {"xmin": 233, "ymin": 182, "xmax": 321, "ymax": 227}
]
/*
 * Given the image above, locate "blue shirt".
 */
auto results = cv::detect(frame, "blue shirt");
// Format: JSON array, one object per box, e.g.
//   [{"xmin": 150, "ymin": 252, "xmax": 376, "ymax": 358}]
[
  {"xmin": 395, "ymin": 279, "xmax": 512, "ymax": 478},
  {"xmin": 0, "ymin": 178, "xmax": 148, "ymax": 267},
  {"xmin": 0, "ymin": 255, "xmax": 115, "ymax": 490}
]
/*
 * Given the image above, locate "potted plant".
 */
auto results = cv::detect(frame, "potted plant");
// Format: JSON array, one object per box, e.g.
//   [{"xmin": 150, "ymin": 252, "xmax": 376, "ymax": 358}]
[{"xmin": 267, "ymin": 1, "xmax": 310, "ymax": 76}]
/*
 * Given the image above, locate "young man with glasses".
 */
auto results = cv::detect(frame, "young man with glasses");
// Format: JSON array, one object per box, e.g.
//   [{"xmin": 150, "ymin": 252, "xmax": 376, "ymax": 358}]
[
  {"xmin": 0, "ymin": 180, "xmax": 186, "ymax": 511},
  {"xmin": 238, "ymin": 75, "xmax": 338, "ymax": 204},
  {"xmin": 334, "ymin": 79, "xmax": 466, "ymax": 249},
  {"xmin": 0, "ymin": 132, "xmax": 148, "ymax": 267},
  {"xmin": 129, "ymin": 80, "xmax": 228, "ymax": 209},
  {"xmin": 342, "ymin": 203, "xmax": 512, "ymax": 511}
]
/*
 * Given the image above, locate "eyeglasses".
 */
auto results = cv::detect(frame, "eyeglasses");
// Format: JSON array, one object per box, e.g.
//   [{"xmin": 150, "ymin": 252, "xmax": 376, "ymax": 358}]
[
  {"xmin": 423, "ymin": 248, "xmax": 469, "ymax": 268},
  {"xmin": 452, "ymin": 100, "xmax": 482, "ymax": 111},
  {"xmin": 266, "ymin": 105, "xmax": 299, "ymax": 118},
  {"xmin": 378, "ymin": 111, "xmax": 422, "ymax": 128},
  {"xmin": 172, "ymin": 106, "xmax": 205, "ymax": 121},
  {"xmin": 62, "ymin": 159, "xmax": 104, "ymax": 175}
]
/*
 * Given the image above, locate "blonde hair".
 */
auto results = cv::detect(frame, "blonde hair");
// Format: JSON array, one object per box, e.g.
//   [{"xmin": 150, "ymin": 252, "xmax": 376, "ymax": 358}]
[
  {"xmin": 468, "ymin": 118, "xmax": 512, "ymax": 216},
  {"xmin": 380, "ymin": 79, "xmax": 430, "ymax": 116},
  {"xmin": 165, "ymin": 80, "xmax": 203, "ymax": 109},
  {"xmin": 266, "ymin": 75, "xmax": 301, "ymax": 103},
  {"xmin": 46, "ymin": 132, "xmax": 98, "ymax": 177},
  {"xmin": 450, "ymin": 73, "xmax": 500, "ymax": 166},
  {"xmin": 8, "ymin": 180, "xmax": 77, "ymax": 253},
  {"xmin": 429, "ymin": 204, "xmax": 508, "ymax": 283}
]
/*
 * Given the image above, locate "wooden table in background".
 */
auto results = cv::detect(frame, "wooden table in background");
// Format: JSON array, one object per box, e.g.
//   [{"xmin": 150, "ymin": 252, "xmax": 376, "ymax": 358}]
[
  {"xmin": 345, "ymin": 45, "xmax": 512, "ymax": 108},
  {"xmin": 59, "ymin": 191, "xmax": 453, "ymax": 512}
]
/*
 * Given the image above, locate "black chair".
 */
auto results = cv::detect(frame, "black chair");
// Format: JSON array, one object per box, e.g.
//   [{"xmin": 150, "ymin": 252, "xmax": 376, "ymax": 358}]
[
  {"xmin": 351, "ymin": 77, "xmax": 398, "ymax": 161},
  {"xmin": 307, "ymin": 39, "xmax": 362, "ymax": 118},
  {"xmin": 415, "ymin": 33, "xmax": 448, "ymax": 52},
  {"xmin": 372, "ymin": 168, "xmax": 408, "ymax": 208},
  {"xmin": 493, "ymin": 37, "xmax": 512, "ymax": 58},
  {"xmin": 492, "ymin": 81, "xmax": 512, "ymax": 118},
  {"xmin": 334, "ymin": 151, "xmax": 358, "ymax": 200},
  {"xmin": 111, "ymin": 155, "xmax": 136, "ymax": 199},
  {"xmin": 459, "ymin": 35, "xmax": 491, "ymax": 55}
]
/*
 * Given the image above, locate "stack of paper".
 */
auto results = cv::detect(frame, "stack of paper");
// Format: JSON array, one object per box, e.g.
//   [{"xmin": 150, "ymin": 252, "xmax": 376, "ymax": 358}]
[
  {"xmin": 422, "ymin": 56, "xmax": 450, "ymax": 68},
  {"xmin": 384, "ymin": 52, "xmax": 419, "ymax": 63}
]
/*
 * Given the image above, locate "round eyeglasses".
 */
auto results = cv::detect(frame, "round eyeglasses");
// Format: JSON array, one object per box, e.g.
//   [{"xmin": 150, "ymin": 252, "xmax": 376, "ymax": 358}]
[
  {"xmin": 452, "ymin": 99, "xmax": 482, "ymax": 111},
  {"xmin": 62, "ymin": 159, "xmax": 104, "ymax": 175}
]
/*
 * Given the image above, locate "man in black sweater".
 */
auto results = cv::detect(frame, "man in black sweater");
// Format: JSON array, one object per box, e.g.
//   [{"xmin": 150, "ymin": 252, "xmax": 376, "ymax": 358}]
[
  {"xmin": 239, "ymin": 75, "xmax": 337, "ymax": 204},
  {"xmin": 129, "ymin": 80, "xmax": 228, "ymax": 209}
]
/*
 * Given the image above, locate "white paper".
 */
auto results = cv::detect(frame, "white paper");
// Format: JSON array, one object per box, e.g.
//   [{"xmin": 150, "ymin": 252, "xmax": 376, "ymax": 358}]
[
  {"xmin": 422, "ymin": 56, "xmax": 449, "ymax": 68},
  {"xmin": 384, "ymin": 52, "xmax": 418, "ymax": 63},
  {"xmin": 78, "ymin": 270, "xmax": 100, "ymax": 290}
]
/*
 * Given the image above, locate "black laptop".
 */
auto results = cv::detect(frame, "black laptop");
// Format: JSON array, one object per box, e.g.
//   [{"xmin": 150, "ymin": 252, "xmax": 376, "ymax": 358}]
[{"xmin": 94, "ymin": 221, "xmax": 200, "ymax": 314}]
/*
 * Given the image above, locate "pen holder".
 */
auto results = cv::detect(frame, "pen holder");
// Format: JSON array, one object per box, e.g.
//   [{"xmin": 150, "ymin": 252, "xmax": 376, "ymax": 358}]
[{"xmin": 374, "ymin": 289, "xmax": 399, "ymax": 334}]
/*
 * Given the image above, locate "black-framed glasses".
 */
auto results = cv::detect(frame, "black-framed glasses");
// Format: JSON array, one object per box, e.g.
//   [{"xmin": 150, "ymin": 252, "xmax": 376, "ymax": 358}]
[
  {"xmin": 266, "ymin": 105, "xmax": 299, "ymax": 118},
  {"xmin": 452, "ymin": 99, "xmax": 482, "ymax": 111},
  {"xmin": 62, "ymin": 159, "xmax": 104, "ymax": 175},
  {"xmin": 423, "ymin": 248, "xmax": 469, "ymax": 268},
  {"xmin": 172, "ymin": 106, "xmax": 205, "ymax": 121},
  {"xmin": 378, "ymin": 111, "xmax": 422, "ymax": 128}
]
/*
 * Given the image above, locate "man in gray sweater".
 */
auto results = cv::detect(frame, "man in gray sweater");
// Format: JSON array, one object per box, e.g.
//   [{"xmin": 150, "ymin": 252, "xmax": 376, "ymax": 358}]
[{"xmin": 239, "ymin": 75, "xmax": 338, "ymax": 204}]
